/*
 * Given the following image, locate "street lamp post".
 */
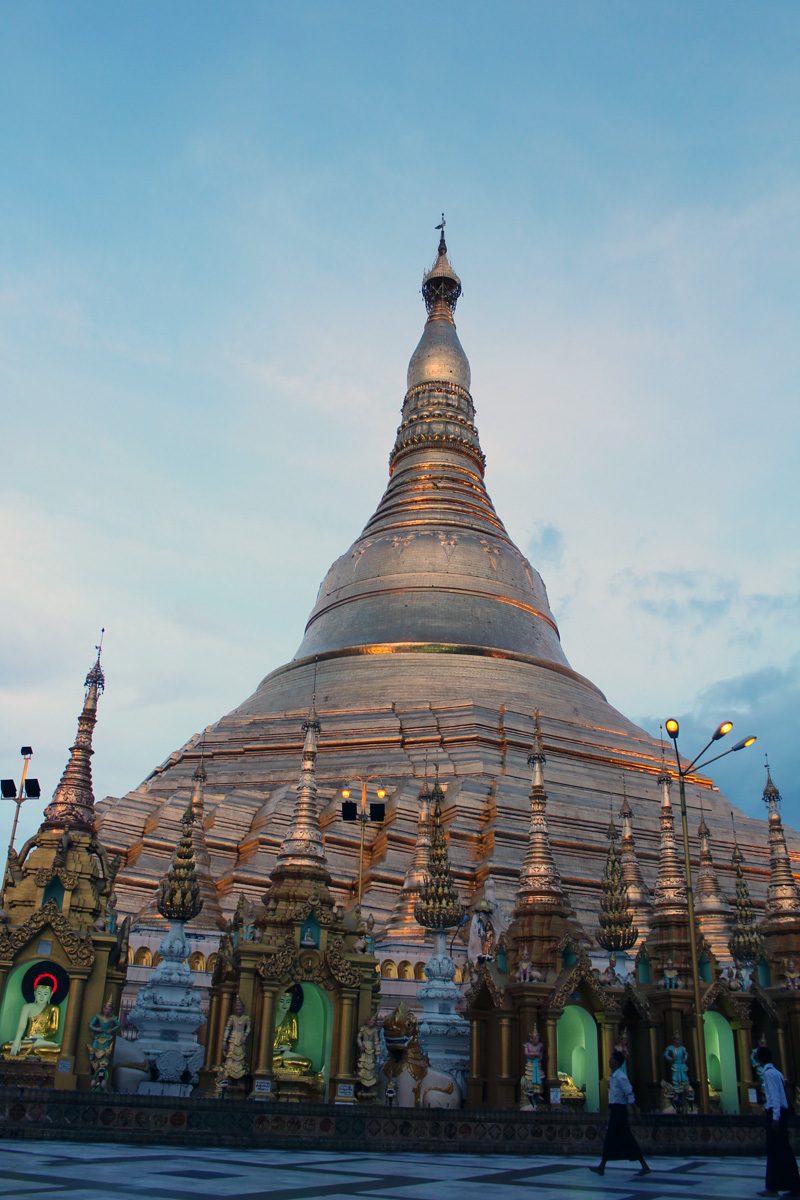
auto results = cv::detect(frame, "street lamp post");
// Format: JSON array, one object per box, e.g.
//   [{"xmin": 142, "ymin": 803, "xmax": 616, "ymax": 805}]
[
  {"xmin": 1, "ymin": 746, "xmax": 40, "ymax": 901},
  {"xmin": 341, "ymin": 776, "xmax": 386, "ymax": 909},
  {"xmin": 664, "ymin": 718, "xmax": 756, "ymax": 1115}
]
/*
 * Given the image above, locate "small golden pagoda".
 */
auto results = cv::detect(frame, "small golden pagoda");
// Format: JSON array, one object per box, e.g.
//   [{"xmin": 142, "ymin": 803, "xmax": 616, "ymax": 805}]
[
  {"xmin": 200, "ymin": 703, "xmax": 378, "ymax": 1102},
  {"xmin": 0, "ymin": 646, "xmax": 129, "ymax": 1090}
]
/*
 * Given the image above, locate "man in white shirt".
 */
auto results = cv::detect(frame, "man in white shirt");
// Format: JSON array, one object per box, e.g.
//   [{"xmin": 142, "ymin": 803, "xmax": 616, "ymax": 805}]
[
  {"xmin": 590, "ymin": 1050, "xmax": 650, "ymax": 1177},
  {"xmin": 755, "ymin": 1045, "xmax": 800, "ymax": 1197}
]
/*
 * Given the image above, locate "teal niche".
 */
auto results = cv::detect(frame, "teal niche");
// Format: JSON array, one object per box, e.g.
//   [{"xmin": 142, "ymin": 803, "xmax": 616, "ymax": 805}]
[
  {"xmin": 273, "ymin": 982, "xmax": 333, "ymax": 1087},
  {"xmin": 556, "ymin": 1004, "xmax": 600, "ymax": 1112},
  {"xmin": 703, "ymin": 1010, "xmax": 739, "ymax": 1114}
]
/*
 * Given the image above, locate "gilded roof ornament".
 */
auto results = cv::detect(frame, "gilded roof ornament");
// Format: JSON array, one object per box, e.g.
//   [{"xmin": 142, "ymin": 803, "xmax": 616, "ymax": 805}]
[
  {"xmin": 651, "ymin": 754, "xmax": 687, "ymax": 919},
  {"xmin": 695, "ymin": 812, "xmax": 730, "ymax": 916},
  {"xmin": 515, "ymin": 712, "xmax": 569, "ymax": 911},
  {"xmin": 728, "ymin": 815, "xmax": 761, "ymax": 967},
  {"xmin": 619, "ymin": 780, "xmax": 651, "ymax": 918},
  {"xmin": 596, "ymin": 814, "xmax": 638, "ymax": 953},
  {"xmin": 43, "ymin": 638, "xmax": 105, "ymax": 833},
  {"xmin": 414, "ymin": 778, "xmax": 464, "ymax": 930},
  {"xmin": 274, "ymin": 700, "xmax": 329, "ymax": 875},
  {"xmin": 156, "ymin": 804, "xmax": 203, "ymax": 923},
  {"xmin": 761, "ymin": 758, "xmax": 800, "ymax": 924},
  {"xmin": 421, "ymin": 214, "xmax": 462, "ymax": 316}
]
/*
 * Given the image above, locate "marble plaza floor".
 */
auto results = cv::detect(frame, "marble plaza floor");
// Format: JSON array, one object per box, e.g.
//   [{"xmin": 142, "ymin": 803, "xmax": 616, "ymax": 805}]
[{"xmin": 0, "ymin": 1142, "xmax": 772, "ymax": 1200}]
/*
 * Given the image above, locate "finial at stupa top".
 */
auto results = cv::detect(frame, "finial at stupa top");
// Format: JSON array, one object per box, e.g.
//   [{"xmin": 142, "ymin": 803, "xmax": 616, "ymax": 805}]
[
  {"xmin": 421, "ymin": 213, "xmax": 462, "ymax": 317},
  {"xmin": 84, "ymin": 628, "xmax": 106, "ymax": 696},
  {"xmin": 763, "ymin": 755, "xmax": 781, "ymax": 810}
]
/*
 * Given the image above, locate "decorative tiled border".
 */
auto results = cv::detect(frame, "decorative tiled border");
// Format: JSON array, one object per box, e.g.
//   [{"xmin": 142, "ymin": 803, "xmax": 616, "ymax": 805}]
[{"xmin": 0, "ymin": 1089, "xmax": 793, "ymax": 1156}]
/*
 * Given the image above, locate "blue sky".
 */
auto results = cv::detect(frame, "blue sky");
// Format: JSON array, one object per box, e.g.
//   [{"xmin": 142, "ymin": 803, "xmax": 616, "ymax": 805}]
[{"xmin": 1, "ymin": 1, "xmax": 798, "ymax": 849}]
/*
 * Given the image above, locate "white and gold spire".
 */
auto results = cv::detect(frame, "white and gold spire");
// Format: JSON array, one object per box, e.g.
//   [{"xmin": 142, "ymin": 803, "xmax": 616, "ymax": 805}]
[
  {"xmin": 274, "ymin": 700, "xmax": 328, "ymax": 875},
  {"xmin": 762, "ymin": 761, "xmax": 800, "ymax": 925}
]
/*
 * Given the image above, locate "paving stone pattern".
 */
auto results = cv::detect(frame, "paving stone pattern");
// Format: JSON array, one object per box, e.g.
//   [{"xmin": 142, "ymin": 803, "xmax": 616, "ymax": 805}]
[{"xmin": 0, "ymin": 1142, "xmax": 774, "ymax": 1200}]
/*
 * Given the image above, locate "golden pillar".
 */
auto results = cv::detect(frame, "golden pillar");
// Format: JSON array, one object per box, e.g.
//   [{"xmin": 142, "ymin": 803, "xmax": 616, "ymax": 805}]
[
  {"xmin": 255, "ymin": 987, "xmax": 277, "ymax": 1075},
  {"xmin": 215, "ymin": 989, "xmax": 234, "ymax": 1067},
  {"xmin": 545, "ymin": 1015, "xmax": 558, "ymax": 1100},
  {"xmin": 60, "ymin": 975, "xmax": 87, "ymax": 1061},
  {"xmin": 337, "ymin": 990, "xmax": 357, "ymax": 1081},
  {"xmin": 205, "ymin": 988, "xmax": 220, "ymax": 1063}
]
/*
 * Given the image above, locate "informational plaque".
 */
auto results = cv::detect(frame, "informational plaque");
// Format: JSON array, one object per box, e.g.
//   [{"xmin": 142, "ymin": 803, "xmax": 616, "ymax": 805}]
[
  {"xmin": 57, "ymin": 1057, "xmax": 73, "ymax": 1074},
  {"xmin": 253, "ymin": 1078, "xmax": 272, "ymax": 1098},
  {"xmin": 549, "ymin": 1086, "xmax": 561, "ymax": 1105},
  {"xmin": 336, "ymin": 1082, "xmax": 355, "ymax": 1103}
]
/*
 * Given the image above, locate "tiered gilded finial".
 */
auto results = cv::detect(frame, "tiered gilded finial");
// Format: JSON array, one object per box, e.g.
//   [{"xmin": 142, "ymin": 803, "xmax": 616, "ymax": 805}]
[
  {"xmin": 515, "ymin": 711, "xmax": 569, "ymax": 911},
  {"xmin": 414, "ymin": 778, "xmax": 464, "ymax": 930},
  {"xmin": 421, "ymin": 214, "xmax": 462, "ymax": 317},
  {"xmin": 694, "ymin": 809, "xmax": 732, "ymax": 960},
  {"xmin": 728, "ymin": 815, "xmax": 761, "ymax": 967},
  {"xmin": 383, "ymin": 784, "xmax": 433, "ymax": 938},
  {"xmin": 619, "ymin": 781, "xmax": 651, "ymax": 939},
  {"xmin": 43, "ymin": 637, "xmax": 106, "ymax": 832},
  {"xmin": 651, "ymin": 751, "xmax": 686, "ymax": 919},
  {"xmin": 596, "ymin": 814, "xmax": 637, "ymax": 953},
  {"xmin": 762, "ymin": 759, "xmax": 800, "ymax": 923},
  {"xmin": 156, "ymin": 803, "xmax": 203, "ymax": 922},
  {"xmin": 274, "ymin": 700, "xmax": 328, "ymax": 873}
]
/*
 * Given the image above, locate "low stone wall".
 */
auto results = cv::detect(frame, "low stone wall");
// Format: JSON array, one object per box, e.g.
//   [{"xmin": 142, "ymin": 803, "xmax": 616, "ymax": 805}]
[{"xmin": 0, "ymin": 1087, "xmax": 795, "ymax": 1156}]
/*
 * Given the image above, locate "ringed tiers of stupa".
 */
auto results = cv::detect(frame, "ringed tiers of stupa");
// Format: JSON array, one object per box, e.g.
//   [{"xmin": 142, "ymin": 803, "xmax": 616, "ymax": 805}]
[{"xmin": 95, "ymin": 226, "xmax": 796, "ymax": 952}]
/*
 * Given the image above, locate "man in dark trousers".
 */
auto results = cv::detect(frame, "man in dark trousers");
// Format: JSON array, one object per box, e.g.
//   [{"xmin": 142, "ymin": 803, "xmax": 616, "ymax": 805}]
[
  {"xmin": 590, "ymin": 1050, "xmax": 650, "ymax": 1177},
  {"xmin": 756, "ymin": 1045, "xmax": 800, "ymax": 1197}
]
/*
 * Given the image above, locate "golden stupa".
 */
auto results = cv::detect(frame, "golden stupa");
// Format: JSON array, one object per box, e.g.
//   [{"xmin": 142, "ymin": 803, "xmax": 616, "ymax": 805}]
[{"xmin": 96, "ymin": 225, "xmax": 789, "ymax": 957}]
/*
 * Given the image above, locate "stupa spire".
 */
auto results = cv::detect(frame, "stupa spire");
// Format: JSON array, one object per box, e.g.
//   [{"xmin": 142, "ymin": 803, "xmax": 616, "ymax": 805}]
[
  {"xmin": 156, "ymin": 803, "xmax": 203, "ymax": 923},
  {"xmin": 293, "ymin": 224, "xmax": 570, "ymax": 673},
  {"xmin": 187, "ymin": 756, "xmax": 226, "ymax": 929},
  {"xmin": 762, "ymin": 759, "xmax": 800, "ymax": 923},
  {"xmin": 414, "ymin": 777, "xmax": 464, "ymax": 930},
  {"xmin": 728, "ymin": 815, "xmax": 761, "ymax": 968},
  {"xmin": 514, "ymin": 712, "xmax": 569, "ymax": 912},
  {"xmin": 43, "ymin": 635, "xmax": 105, "ymax": 832},
  {"xmin": 383, "ymin": 783, "xmax": 433, "ymax": 938},
  {"xmin": 274, "ymin": 699, "xmax": 328, "ymax": 875},
  {"xmin": 695, "ymin": 808, "xmax": 732, "ymax": 960},
  {"xmin": 619, "ymin": 780, "xmax": 651, "ymax": 939},
  {"xmin": 651, "ymin": 754, "xmax": 687, "ymax": 919},
  {"xmin": 596, "ymin": 813, "xmax": 637, "ymax": 954}
]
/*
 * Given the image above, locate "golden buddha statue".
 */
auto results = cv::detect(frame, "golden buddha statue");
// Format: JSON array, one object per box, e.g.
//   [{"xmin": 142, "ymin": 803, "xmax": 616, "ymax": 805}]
[
  {"xmin": 272, "ymin": 985, "xmax": 312, "ymax": 1076},
  {"xmin": 2, "ymin": 978, "xmax": 62, "ymax": 1061}
]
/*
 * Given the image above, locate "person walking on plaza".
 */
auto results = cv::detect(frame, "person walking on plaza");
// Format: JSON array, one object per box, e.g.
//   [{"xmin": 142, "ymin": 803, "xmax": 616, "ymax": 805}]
[
  {"xmin": 756, "ymin": 1045, "xmax": 800, "ymax": 1198},
  {"xmin": 589, "ymin": 1050, "xmax": 650, "ymax": 1177}
]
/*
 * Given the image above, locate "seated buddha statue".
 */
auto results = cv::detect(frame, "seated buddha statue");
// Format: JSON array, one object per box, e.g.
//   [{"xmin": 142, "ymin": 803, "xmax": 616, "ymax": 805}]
[
  {"xmin": 2, "ymin": 980, "xmax": 61, "ymax": 1061},
  {"xmin": 272, "ymin": 986, "xmax": 312, "ymax": 1076}
]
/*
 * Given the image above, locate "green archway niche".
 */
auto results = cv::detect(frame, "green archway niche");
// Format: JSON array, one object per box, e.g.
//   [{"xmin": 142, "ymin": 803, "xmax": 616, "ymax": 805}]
[
  {"xmin": 42, "ymin": 878, "xmax": 65, "ymax": 909},
  {"xmin": 0, "ymin": 960, "xmax": 69, "ymax": 1049},
  {"xmin": 703, "ymin": 1010, "xmax": 739, "ymax": 1114},
  {"xmin": 293, "ymin": 982, "xmax": 334, "ymax": 1087},
  {"xmin": 557, "ymin": 1004, "xmax": 600, "ymax": 1112}
]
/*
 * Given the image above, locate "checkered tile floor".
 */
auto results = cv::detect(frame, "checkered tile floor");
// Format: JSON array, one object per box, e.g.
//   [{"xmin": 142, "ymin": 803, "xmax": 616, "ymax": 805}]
[{"xmin": 0, "ymin": 1142, "xmax": 769, "ymax": 1200}]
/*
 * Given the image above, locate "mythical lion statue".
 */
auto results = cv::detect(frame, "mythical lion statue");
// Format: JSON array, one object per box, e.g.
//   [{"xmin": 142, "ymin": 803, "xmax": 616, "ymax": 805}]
[{"xmin": 380, "ymin": 1001, "xmax": 460, "ymax": 1109}]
